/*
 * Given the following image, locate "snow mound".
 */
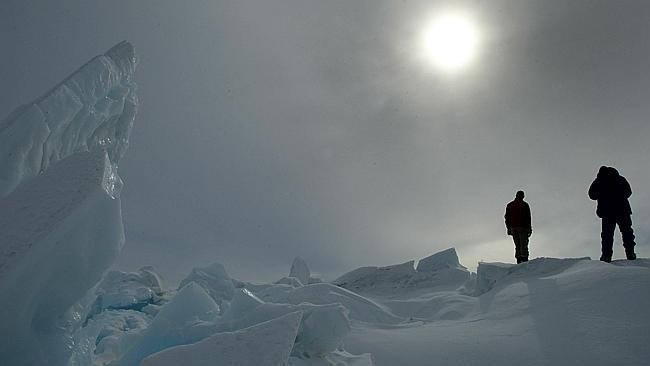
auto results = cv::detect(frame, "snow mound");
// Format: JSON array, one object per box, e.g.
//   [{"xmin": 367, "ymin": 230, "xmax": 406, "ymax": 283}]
[
  {"xmin": 475, "ymin": 257, "xmax": 591, "ymax": 295},
  {"xmin": 334, "ymin": 248, "xmax": 471, "ymax": 296},
  {"xmin": 0, "ymin": 150, "xmax": 125, "ymax": 365},
  {"xmin": 178, "ymin": 262, "xmax": 235, "ymax": 311},
  {"xmin": 112, "ymin": 282, "xmax": 220, "ymax": 366},
  {"xmin": 289, "ymin": 350, "xmax": 374, "ymax": 366},
  {"xmin": 141, "ymin": 311, "xmax": 302, "ymax": 366},
  {"xmin": 276, "ymin": 276, "xmax": 305, "ymax": 287},
  {"xmin": 345, "ymin": 257, "xmax": 650, "ymax": 365},
  {"xmin": 0, "ymin": 41, "xmax": 137, "ymax": 199}
]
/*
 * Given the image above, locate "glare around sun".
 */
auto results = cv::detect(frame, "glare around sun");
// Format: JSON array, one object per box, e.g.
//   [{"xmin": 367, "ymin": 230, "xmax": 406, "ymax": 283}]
[{"xmin": 421, "ymin": 11, "xmax": 480, "ymax": 74}]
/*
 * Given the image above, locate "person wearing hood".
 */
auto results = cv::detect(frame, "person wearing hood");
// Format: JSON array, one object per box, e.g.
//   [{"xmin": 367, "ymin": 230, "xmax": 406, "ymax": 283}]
[
  {"xmin": 505, "ymin": 190, "xmax": 532, "ymax": 264},
  {"xmin": 588, "ymin": 166, "xmax": 637, "ymax": 262}
]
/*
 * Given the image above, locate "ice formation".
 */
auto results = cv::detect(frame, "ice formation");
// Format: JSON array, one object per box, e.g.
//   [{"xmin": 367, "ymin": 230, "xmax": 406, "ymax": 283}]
[
  {"xmin": 0, "ymin": 41, "xmax": 137, "ymax": 199},
  {"xmin": 0, "ymin": 41, "xmax": 136, "ymax": 365},
  {"xmin": 111, "ymin": 282, "xmax": 220, "ymax": 366},
  {"xmin": 256, "ymin": 283, "xmax": 404, "ymax": 324},
  {"xmin": 88, "ymin": 266, "xmax": 164, "ymax": 316},
  {"xmin": 178, "ymin": 262, "xmax": 235, "ymax": 311},
  {"xmin": 290, "ymin": 256, "xmax": 311, "ymax": 285},
  {"xmin": 0, "ymin": 150, "xmax": 125, "ymax": 365},
  {"xmin": 140, "ymin": 312, "xmax": 303, "ymax": 366},
  {"xmin": 333, "ymin": 248, "xmax": 471, "ymax": 296}
]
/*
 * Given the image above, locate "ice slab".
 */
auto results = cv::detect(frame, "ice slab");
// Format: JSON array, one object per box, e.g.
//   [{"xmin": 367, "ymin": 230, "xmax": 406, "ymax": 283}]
[
  {"xmin": 0, "ymin": 41, "xmax": 137, "ymax": 199},
  {"xmin": 416, "ymin": 248, "xmax": 466, "ymax": 272},
  {"xmin": 111, "ymin": 282, "xmax": 220, "ymax": 366},
  {"xmin": 69, "ymin": 309, "xmax": 152, "ymax": 366},
  {"xmin": 178, "ymin": 262, "xmax": 235, "ymax": 310},
  {"xmin": 0, "ymin": 150, "xmax": 125, "ymax": 365},
  {"xmin": 256, "ymin": 283, "xmax": 404, "ymax": 324},
  {"xmin": 141, "ymin": 312, "xmax": 302, "ymax": 366},
  {"xmin": 218, "ymin": 302, "xmax": 351, "ymax": 357},
  {"xmin": 334, "ymin": 249, "xmax": 471, "ymax": 297}
]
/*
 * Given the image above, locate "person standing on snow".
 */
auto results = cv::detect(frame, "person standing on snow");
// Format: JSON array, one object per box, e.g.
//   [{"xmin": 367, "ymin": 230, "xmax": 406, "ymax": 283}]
[
  {"xmin": 588, "ymin": 166, "xmax": 637, "ymax": 262},
  {"xmin": 505, "ymin": 190, "xmax": 532, "ymax": 264}
]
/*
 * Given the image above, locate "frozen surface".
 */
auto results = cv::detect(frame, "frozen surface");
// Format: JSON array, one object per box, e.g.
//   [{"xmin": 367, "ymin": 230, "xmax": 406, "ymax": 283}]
[
  {"xmin": 289, "ymin": 350, "xmax": 374, "ymax": 366},
  {"xmin": 0, "ymin": 150, "xmax": 125, "ymax": 365},
  {"xmin": 141, "ymin": 311, "xmax": 302, "ymax": 366},
  {"xmin": 0, "ymin": 41, "xmax": 137, "ymax": 199}
]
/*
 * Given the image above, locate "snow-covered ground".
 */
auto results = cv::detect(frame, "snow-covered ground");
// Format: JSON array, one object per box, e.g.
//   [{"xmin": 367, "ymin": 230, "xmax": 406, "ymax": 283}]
[
  {"xmin": 344, "ymin": 257, "xmax": 650, "ymax": 366},
  {"xmin": 1, "ymin": 42, "xmax": 649, "ymax": 365}
]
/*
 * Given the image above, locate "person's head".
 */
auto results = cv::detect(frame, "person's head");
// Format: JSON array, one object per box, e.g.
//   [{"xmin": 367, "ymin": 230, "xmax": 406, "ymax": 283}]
[
  {"xmin": 598, "ymin": 166, "xmax": 609, "ymax": 176},
  {"xmin": 598, "ymin": 166, "xmax": 619, "ymax": 178},
  {"xmin": 516, "ymin": 190, "xmax": 525, "ymax": 200}
]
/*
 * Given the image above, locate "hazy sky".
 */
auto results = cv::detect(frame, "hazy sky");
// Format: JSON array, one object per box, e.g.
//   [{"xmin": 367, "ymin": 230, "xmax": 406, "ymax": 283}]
[{"xmin": 2, "ymin": 1, "xmax": 649, "ymax": 284}]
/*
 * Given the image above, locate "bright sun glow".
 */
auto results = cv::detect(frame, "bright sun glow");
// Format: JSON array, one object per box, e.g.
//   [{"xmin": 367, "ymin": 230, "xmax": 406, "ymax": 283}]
[{"xmin": 421, "ymin": 11, "xmax": 480, "ymax": 73}]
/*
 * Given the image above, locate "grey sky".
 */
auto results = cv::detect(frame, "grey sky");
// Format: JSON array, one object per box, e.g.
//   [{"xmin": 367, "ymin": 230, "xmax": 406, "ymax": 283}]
[{"xmin": 2, "ymin": 1, "xmax": 649, "ymax": 284}]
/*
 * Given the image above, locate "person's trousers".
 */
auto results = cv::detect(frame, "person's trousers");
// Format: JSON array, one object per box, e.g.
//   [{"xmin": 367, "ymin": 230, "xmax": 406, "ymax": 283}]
[
  {"xmin": 601, "ymin": 215, "xmax": 636, "ymax": 257},
  {"xmin": 510, "ymin": 227, "xmax": 530, "ymax": 261}
]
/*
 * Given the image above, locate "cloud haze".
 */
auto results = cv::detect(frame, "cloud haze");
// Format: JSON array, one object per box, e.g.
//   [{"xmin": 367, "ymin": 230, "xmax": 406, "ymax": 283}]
[{"xmin": 2, "ymin": 1, "xmax": 649, "ymax": 283}]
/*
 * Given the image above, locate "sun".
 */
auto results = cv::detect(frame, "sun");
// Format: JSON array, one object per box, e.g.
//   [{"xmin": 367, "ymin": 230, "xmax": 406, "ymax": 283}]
[{"xmin": 420, "ymin": 11, "xmax": 480, "ymax": 74}]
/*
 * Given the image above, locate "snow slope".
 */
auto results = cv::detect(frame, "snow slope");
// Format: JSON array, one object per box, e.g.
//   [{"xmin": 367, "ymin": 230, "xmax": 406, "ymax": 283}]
[{"xmin": 344, "ymin": 257, "xmax": 650, "ymax": 366}]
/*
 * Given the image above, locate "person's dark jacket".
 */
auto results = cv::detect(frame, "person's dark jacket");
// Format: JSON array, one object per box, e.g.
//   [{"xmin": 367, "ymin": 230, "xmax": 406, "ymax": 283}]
[
  {"xmin": 505, "ymin": 198, "xmax": 532, "ymax": 229},
  {"xmin": 588, "ymin": 167, "xmax": 632, "ymax": 218}
]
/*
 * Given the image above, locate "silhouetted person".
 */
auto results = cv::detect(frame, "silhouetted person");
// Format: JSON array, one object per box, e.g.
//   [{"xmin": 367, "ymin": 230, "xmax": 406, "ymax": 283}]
[
  {"xmin": 589, "ymin": 166, "xmax": 637, "ymax": 262},
  {"xmin": 505, "ymin": 190, "xmax": 532, "ymax": 264}
]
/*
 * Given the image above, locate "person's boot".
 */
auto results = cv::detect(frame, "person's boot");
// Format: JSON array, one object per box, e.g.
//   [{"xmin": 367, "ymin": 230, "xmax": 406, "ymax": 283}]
[
  {"xmin": 600, "ymin": 254, "xmax": 611, "ymax": 263},
  {"xmin": 521, "ymin": 257, "xmax": 528, "ymax": 263},
  {"xmin": 625, "ymin": 248, "xmax": 637, "ymax": 260},
  {"xmin": 516, "ymin": 257, "xmax": 522, "ymax": 264}
]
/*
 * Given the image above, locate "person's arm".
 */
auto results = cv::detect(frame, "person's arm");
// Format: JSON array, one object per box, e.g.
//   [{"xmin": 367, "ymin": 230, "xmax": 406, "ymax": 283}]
[
  {"xmin": 621, "ymin": 177, "xmax": 632, "ymax": 199},
  {"xmin": 588, "ymin": 178, "xmax": 600, "ymax": 200},
  {"xmin": 505, "ymin": 204, "xmax": 512, "ymax": 234},
  {"xmin": 526, "ymin": 203, "xmax": 532, "ymax": 236}
]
